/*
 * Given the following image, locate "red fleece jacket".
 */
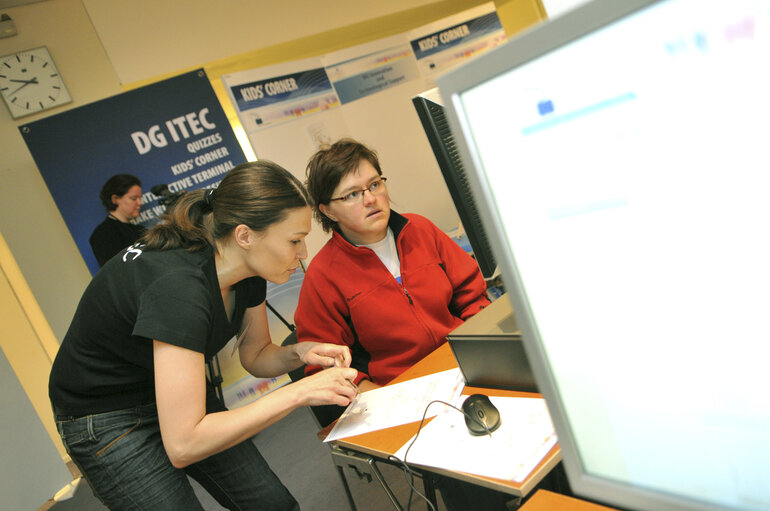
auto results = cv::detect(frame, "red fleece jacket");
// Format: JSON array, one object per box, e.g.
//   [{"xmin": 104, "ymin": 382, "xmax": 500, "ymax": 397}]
[{"xmin": 295, "ymin": 212, "xmax": 490, "ymax": 385}]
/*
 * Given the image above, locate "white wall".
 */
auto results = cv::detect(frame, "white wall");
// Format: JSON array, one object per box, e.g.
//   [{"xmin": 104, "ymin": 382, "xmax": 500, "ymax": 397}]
[{"xmin": 0, "ymin": 348, "xmax": 72, "ymax": 509}]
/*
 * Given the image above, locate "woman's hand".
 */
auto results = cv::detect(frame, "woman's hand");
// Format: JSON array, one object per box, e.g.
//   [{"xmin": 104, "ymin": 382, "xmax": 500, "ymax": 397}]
[
  {"xmin": 294, "ymin": 341, "xmax": 352, "ymax": 368},
  {"xmin": 292, "ymin": 367, "xmax": 359, "ymax": 407}
]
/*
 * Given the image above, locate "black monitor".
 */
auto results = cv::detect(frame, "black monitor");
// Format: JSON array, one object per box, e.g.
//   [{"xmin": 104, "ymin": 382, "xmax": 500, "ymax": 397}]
[
  {"xmin": 437, "ymin": 0, "xmax": 770, "ymax": 510},
  {"xmin": 412, "ymin": 89, "xmax": 497, "ymax": 279}
]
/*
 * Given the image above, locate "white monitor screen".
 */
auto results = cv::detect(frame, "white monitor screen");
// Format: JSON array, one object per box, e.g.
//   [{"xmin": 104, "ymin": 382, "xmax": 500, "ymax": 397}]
[{"xmin": 438, "ymin": 0, "xmax": 770, "ymax": 510}]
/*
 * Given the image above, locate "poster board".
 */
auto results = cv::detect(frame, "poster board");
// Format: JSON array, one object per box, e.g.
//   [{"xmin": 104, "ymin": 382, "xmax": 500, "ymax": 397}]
[
  {"xmin": 408, "ymin": 3, "xmax": 507, "ymax": 84},
  {"xmin": 20, "ymin": 68, "xmax": 275, "ymax": 407},
  {"xmin": 20, "ymin": 69, "xmax": 247, "ymax": 275}
]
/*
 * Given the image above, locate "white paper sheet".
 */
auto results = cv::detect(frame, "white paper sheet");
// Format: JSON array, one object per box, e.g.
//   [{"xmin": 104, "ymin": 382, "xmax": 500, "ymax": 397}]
[
  {"xmin": 324, "ymin": 368, "xmax": 465, "ymax": 442},
  {"xmin": 393, "ymin": 396, "xmax": 557, "ymax": 482}
]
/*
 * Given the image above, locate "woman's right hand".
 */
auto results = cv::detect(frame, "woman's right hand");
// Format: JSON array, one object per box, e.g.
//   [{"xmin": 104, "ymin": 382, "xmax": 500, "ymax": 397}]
[{"xmin": 293, "ymin": 367, "xmax": 358, "ymax": 407}]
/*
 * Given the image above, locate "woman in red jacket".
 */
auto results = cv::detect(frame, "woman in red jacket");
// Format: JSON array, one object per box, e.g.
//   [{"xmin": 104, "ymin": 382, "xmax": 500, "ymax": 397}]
[
  {"xmin": 295, "ymin": 139, "xmax": 517, "ymax": 511},
  {"xmin": 295, "ymin": 138, "xmax": 490, "ymax": 394},
  {"xmin": 296, "ymin": 139, "xmax": 570, "ymax": 511}
]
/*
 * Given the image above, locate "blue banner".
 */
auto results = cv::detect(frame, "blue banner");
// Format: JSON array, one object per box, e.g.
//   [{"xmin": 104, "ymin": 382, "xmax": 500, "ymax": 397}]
[
  {"xmin": 410, "ymin": 12, "xmax": 503, "ymax": 60},
  {"xmin": 20, "ymin": 69, "xmax": 247, "ymax": 275},
  {"xmin": 229, "ymin": 68, "xmax": 334, "ymax": 111}
]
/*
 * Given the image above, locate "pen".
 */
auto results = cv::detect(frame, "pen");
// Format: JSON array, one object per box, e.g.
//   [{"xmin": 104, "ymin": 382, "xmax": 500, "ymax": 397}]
[
  {"xmin": 346, "ymin": 379, "xmax": 360, "ymax": 397},
  {"xmin": 333, "ymin": 353, "xmax": 358, "ymax": 396}
]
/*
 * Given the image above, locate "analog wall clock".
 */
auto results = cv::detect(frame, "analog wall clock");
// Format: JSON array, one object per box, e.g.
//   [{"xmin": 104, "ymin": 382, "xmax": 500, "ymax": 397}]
[{"xmin": 0, "ymin": 46, "xmax": 72, "ymax": 119}]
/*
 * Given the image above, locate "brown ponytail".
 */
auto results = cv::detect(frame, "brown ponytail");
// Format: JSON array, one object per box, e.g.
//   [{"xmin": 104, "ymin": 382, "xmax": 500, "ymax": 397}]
[{"xmin": 141, "ymin": 160, "xmax": 310, "ymax": 252}]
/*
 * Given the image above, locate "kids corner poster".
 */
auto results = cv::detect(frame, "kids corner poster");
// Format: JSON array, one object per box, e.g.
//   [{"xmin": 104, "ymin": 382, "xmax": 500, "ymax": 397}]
[
  {"xmin": 408, "ymin": 2, "xmax": 506, "ymax": 81},
  {"xmin": 222, "ymin": 58, "xmax": 342, "ymax": 134},
  {"xmin": 20, "ymin": 69, "xmax": 247, "ymax": 275}
]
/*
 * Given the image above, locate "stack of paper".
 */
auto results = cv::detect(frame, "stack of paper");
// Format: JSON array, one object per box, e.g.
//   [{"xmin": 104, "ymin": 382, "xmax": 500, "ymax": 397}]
[{"xmin": 393, "ymin": 396, "xmax": 557, "ymax": 482}]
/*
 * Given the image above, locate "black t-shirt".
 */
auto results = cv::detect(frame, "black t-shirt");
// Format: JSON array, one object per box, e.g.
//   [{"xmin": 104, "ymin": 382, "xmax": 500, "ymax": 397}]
[
  {"xmin": 89, "ymin": 216, "xmax": 147, "ymax": 267},
  {"xmin": 49, "ymin": 244, "xmax": 266, "ymax": 416}
]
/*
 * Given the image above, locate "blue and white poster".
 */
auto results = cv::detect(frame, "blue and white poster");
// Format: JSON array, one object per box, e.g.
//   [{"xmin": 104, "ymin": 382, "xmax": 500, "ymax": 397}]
[
  {"xmin": 20, "ymin": 69, "xmax": 247, "ymax": 275},
  {"xmin": 409, "ymin": 3, "xmax": 506, "ymax": 79},
  {"xmin": 322, "ymin": 35, "xmax": 421, "ymax": 105},
  {"xmin": 223, "ymin": 58, "xmax": 341, "ymax": 133}
]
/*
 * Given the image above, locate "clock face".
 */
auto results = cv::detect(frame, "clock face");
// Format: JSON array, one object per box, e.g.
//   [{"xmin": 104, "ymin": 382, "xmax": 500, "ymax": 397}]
[{"xmin": 0, "ymin": 46, "xmax": 72, "ymax": 119}]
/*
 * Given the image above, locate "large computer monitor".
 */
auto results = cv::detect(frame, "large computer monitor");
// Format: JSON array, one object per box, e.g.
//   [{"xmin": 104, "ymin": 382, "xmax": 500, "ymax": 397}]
[
  {"xmin": 437, "ymin": 1, "xmax": 770, "ymax": 510},
  {"xmin": 412, "ymin": 89, "xmax": 497, "ymax": 278}
]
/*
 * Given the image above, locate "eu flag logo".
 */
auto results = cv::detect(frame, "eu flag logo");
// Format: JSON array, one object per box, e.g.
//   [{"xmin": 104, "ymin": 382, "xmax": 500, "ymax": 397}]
[{"xmin": 537, "ymin": 100, "xmax": 554, "ymax": 115}]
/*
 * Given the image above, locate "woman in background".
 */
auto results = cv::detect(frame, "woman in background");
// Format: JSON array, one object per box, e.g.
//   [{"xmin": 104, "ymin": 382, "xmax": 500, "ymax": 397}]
[
  {"xmin": 89, "ymin": 173, "xmax": 146, "ymax": 267},
  {"xmin": 51, "ymin": 161, "xmax": 358, "ymax": 510}
]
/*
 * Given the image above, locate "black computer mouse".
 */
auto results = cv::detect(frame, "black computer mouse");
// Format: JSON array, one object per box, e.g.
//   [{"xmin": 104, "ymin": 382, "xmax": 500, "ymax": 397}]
[{"xmin": 461, "ymin": 394, "xmax": 501, "ymax": 436}]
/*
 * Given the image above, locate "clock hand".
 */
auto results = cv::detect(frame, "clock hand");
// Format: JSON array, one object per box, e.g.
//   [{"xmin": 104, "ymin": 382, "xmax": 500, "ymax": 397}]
[
  {"xmin": 9, "ymin": 78, "xmax": 39, "ymax": 84},
  {"xmin": 9, "ymin": 77, "xmax": 39, "ymax": 95}
]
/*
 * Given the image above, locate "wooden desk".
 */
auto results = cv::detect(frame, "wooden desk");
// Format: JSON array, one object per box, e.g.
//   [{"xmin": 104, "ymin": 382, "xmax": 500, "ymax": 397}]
[
  {"xmin": 327, "ymin": 342, "xmax": 561, "ymax": 497},
  {"xmin": 521, "ymin": 490, "xmax": 619, "ymax": 511}
]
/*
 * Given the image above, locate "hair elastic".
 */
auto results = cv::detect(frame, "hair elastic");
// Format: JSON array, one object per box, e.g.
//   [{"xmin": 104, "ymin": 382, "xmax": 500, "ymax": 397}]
[{"xmin": 203, "ymin": 188, "xmax": 215, "ymax": 211}]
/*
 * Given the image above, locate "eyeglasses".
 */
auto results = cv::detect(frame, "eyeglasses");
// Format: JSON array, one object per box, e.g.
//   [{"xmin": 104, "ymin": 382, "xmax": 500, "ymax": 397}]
[{"xmin": 329, "ymin": 177, "xmax": 387, "ymax": 204}]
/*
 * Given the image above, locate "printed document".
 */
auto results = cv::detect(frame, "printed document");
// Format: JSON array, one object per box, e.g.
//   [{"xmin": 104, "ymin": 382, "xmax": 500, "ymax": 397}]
[{"xmin": 325, "ymin": 368, "xmax": 465, "ymax": 442}]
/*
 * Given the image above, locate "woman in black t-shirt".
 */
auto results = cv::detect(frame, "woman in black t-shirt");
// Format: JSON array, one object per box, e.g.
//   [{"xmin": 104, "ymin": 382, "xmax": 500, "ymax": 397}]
[
  {"xmin": 89, "ymin": 173, "xmax": 146, "ymax": 267},
  {"xmin": 50, "ymin": 161, "xmax": 358, "ymax": 511}
]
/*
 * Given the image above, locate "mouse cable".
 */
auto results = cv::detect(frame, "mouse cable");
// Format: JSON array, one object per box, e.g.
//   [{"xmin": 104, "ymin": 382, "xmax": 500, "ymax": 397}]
[{"xmin": 387, "ymin": 399, "xmax": 494, "ymax": 511}]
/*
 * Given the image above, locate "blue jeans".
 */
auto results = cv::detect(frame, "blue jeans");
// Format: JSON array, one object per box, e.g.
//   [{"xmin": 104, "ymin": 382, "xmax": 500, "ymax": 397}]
[{"xmin": 55, "ymin": 402, "xmax": 299, "ymax": 511}]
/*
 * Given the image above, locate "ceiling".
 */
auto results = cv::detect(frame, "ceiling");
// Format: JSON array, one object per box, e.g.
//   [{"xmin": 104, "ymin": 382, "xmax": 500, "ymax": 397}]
[{"xmin": 0, "ymin": 0, "xmax": 46, "ymax": 8}]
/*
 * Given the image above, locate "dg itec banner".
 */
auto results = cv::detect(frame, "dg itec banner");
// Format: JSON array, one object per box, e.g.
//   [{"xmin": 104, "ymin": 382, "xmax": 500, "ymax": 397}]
[{"xmin": 20, "ymin": 69, "xmax": 246, "ymax": 275}]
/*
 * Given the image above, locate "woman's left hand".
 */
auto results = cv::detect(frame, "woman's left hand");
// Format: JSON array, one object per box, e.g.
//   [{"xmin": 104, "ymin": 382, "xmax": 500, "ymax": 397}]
[{"xmin": 295, "ymin": 341, "xmax": 352, "ymax": 368}]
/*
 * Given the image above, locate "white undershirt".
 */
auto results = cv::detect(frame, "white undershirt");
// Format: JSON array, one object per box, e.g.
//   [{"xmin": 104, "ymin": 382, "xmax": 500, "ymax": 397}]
[{"xmin": 358, "ymin": 228, "xmax": 401, "ymax": 282}]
